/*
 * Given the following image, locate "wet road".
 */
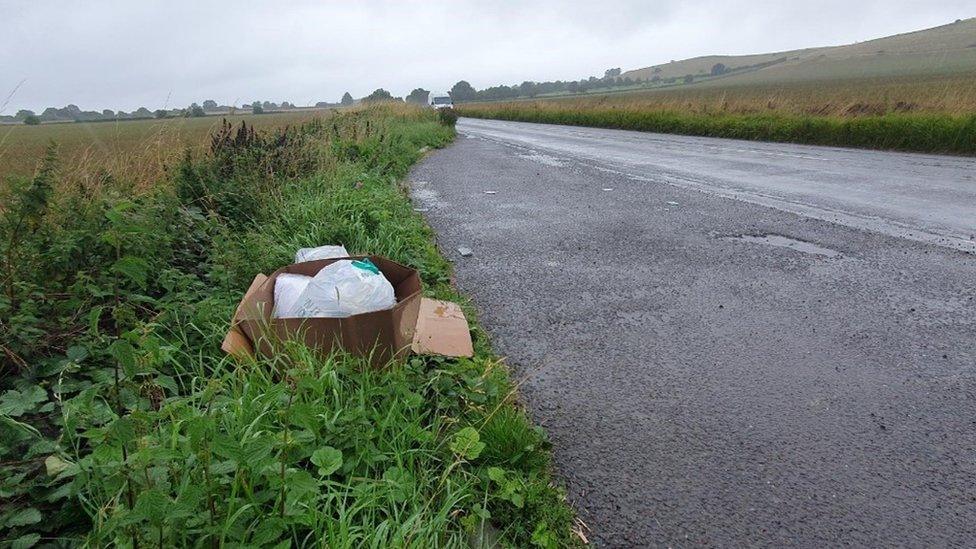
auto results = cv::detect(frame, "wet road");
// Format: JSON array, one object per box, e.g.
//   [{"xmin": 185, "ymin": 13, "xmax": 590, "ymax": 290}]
[{"xmin": 410, "ymin": 119, "xmax": 976, "ymax": 547}]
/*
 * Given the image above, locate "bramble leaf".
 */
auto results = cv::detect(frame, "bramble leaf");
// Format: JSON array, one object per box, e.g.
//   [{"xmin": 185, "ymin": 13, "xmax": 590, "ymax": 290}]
[
  {"xmin": 0, "ymin": 386, "xmax": 47, "ymax": 417},
  {"xmin": 5, "ymin": 507, "xmax": 42, "ymax": 527},
  {"xmin": 111, "ymin": 255, "xmax": 150, "ymax": 288}
]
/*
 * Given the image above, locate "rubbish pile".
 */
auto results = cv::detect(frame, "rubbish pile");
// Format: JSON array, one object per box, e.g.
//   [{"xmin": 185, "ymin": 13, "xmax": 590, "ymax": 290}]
[{"xmin": 222, "ymin": 245, "xmax": 473, "ymax": 365}]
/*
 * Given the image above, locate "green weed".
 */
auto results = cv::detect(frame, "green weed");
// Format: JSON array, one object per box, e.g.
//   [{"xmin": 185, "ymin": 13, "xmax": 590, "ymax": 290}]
[{"xmin": 0, "ymin": 105, "xmax": 580, "ymax": 548}]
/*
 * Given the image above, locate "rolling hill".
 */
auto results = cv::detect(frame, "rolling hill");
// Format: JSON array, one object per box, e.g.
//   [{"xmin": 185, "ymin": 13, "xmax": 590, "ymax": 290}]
[{"xmin": 621, "ymin": 17, "xmax": 976, "ymax": 86}]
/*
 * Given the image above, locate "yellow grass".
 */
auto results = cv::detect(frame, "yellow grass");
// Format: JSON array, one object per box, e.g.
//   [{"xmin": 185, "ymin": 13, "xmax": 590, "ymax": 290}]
[{"xmin": 0, "ymin": 110, "xmax": 333, "ymax": 192}]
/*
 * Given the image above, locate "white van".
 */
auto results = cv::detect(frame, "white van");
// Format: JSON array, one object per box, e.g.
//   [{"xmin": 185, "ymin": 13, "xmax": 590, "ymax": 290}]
[{"xmin": 427, "ymin": 91, "xmax": 453, "ymax": 109}]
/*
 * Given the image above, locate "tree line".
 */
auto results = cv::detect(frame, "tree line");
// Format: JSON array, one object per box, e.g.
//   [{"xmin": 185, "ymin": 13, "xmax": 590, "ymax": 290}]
[
  {"xmin": 3, "ymin": 93, "xmax": 361, "ymax": 125},
  {"xmin": 438, "ymin": 61, "xmax": 765, "ymax": 103}
]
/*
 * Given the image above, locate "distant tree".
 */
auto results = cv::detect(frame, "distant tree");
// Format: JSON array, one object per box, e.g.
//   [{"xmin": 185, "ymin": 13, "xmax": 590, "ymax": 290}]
[
  {"xmin": 651, "ymin": 75, "xmax": 661, "ymax": 83},
  {"xmin": 406, "ymin": 88, "xmax": 430, "ymax": 104},
  {"xmin": 315, "ymin": 101, "xmax": 330, "ymax": 108},
  {"xmin": 710, "ymin": 63, "xmax": 729, "ymax": 76},
  {"xmin": 683, "ymin": 74, "xmax": 694, "ymax": 84},
  {"xmin": 567, "ymin": 81, "xmax": 580, "ymax": 94},
  {"xmin": 364, "ymin": 88, "xmax": 394, "ymax": 103},
  {"xmin": 23, "ymin": 114, "xmax": 40, "ymax": 125},
  {"xmin": 102, "ymin": 109, "xmax": 115, "ymax": 117},
  {"xmin": 134, "ymin": 107, "xmax": 152, "ymax": 118},
  {"xmin": 518, "ymin": 81, "xmax": 537, "ymax": 97},
  {"xmin": 202, "ymin": 99, "xmax": 218, "ymax": 111},
  {"xmin": 187, "ymin": 103, "xmax": 206, "ymax": 117},
  {"xmin": 604, "ymin": 68, "xmax": 622, "ymax": 78},
  {"xmin": 449, "ymin": 80, "xmax": 477, "ymax": 102},
  {"xmin": 154, "ymin": 109, "xmax": 169, "ymax": 119},
  {"xmin": 340, "ymin": 92, "xmax": 354, "ymax": 106},
  {"xmin": 252, "ymin": 101, "xmax": 264, "ymax": 114},
  {"xmin": 280, "ymin": 101, "xmax": 294, "ymax": 109},
  {"xmin": 14, "ymin": 109, "xmax": 34, "ymax": 120},
  {"xmin": 262, "ymin": 101, "xmax": 273, "ymax": 110},
  {"xmin": 653, "ymin": 67, "xmax": 662, "ymax": 73}
]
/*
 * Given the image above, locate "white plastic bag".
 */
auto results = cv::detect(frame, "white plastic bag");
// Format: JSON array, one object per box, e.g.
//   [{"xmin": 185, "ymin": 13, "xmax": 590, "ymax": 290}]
[
  {"xmin": 273, "ymin": 273, "xmax": 312, "ymax": 318},
  {"xmin": 294, "ymin": 244, "xmax": 349, "ymax": 263},
  {"xmin": 293, "ymin": 259, "xmax": 395, "ymax": 318}
]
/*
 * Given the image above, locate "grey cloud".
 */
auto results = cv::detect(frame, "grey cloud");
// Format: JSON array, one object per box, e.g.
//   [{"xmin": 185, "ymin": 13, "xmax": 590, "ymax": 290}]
[{"xmin": 1, "ymin": 0, "xmax": 974, "ymax": 112}]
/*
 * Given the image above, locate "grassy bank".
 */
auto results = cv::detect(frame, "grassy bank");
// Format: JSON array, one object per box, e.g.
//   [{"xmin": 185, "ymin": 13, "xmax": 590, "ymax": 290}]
[
  {"xmin": 458, "ymin": 74, "xmax": 976, "ymax": 155},
  {"xmin": 0, "ymin": 105, "xmax": 579, "ymax": 547}
]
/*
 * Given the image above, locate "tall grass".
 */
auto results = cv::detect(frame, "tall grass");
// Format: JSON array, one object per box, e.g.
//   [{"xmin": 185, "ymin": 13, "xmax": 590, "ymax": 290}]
[
  {"xmin": 458, "ymin": 74, "xmax": 976, "ymax": 155},
  {"xmin": 0, "ymin": 104, "xmax": 578, "ymax": 548},
  {"xmin": 0, "ymin": 110, "xmax": 331, "ymax": 192}
]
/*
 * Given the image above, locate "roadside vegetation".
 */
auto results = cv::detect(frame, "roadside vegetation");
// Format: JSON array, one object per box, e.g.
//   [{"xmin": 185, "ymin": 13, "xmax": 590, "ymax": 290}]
[
  {"xmin": 0, "ymin": 104, "xmax": 579, "ymax": 547},
  {"xmin": 457, "ymin": 74, "xmax": 976, "ymax": 155}
]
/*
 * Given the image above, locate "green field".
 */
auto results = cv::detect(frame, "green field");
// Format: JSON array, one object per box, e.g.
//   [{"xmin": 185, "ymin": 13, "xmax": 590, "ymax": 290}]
[{"xmin": 0, "ymin": 105, "xmax": 580, "ymax": 547}]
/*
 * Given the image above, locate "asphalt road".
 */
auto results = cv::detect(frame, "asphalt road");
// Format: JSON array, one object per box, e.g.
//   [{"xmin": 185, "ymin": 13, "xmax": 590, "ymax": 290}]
[{"xmin": 410, "ymin": 119, "xmax": 976, "ymax": 547}]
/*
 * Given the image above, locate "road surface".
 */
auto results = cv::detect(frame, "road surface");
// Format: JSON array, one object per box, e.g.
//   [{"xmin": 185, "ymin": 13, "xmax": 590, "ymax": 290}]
[{"xmin": 410, "ymin": 118, "xmax": 976, "ymax": 547}]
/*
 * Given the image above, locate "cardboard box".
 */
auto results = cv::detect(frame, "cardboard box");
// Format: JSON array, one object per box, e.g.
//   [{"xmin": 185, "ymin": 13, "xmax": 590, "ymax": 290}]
[{"xmin": 221, "ymin": 256, "xmax": 473, "ymax": 365}]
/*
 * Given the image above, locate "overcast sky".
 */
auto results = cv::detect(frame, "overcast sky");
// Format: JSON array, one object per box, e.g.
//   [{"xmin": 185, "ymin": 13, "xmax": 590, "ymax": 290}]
[{"xmin": 2, "ymin": 0, "xmax": 974, "ymax": 113}]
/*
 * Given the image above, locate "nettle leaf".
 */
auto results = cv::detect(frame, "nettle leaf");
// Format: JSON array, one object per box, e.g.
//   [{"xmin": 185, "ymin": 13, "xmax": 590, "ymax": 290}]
[
  {"xmin": 66, "ymin": 345, "xmax": 89, "ymax": 362},
  {"xmin": 132, "ymin": 489, "xmax": 169, "ymax": 525},
  {"xmin": 111, "ymin": 256, "xmax": 150, "ymax": 288},
  {"xmin": 106, "ymin": 416, "xmax": 138, "ymax": 444},
  {"xmin": 108, "ymin": 339, "xmax": 136, "ymax": 371},
  {"xmin": 310, "ymin": 446, "xmax": 343, "ymax": 476},
  {"xmin": 382, "ymin": 466, "xmax": 416, "ymax": 502},
  {"xmin": 0, "ymin": 386, "xmax": 48, "ymax": 417},
  {"xmin": 5, "ymin": 507, "xmax": 42, "ymax": 527},
  {"xmin": 12, "ymin": 533, "xmax": 41, "ymax": 549},
  {"xmin": 88, "ymin": 306, "xmax": 104, "ymax": 336},
  {"xmin": 286, "ymin": 469, "xmax": 319, "ymax": 496},
  {"xmin": 450, "ymin": 427, "xmax": 485, "ymax": 460},
  {"xmin": 242, "ymin": 437, "xmax": 274, "ymax": 467},
  {"xmin": 252, "ymin": 517, "xmax": 285, "ymax": 546}
]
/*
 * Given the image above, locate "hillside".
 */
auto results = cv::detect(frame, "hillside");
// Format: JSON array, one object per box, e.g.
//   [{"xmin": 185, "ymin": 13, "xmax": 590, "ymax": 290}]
[{"xmin": 622, "ymin": 17, "xmax": 976, "ymax": 85}]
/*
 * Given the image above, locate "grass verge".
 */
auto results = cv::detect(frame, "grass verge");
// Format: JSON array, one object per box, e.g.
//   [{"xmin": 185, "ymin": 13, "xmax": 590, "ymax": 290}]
[
  {"xmin": 0, "ymin": 104, "xmax": 580, "ymax": 547},
  {"xmin": 458, "ymin": 101, "xmax": 976, "ymax": 155}
]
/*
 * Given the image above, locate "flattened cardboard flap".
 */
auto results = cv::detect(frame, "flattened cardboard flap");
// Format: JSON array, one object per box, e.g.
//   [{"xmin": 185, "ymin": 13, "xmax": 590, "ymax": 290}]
[
  {"xmin": 411, "ymin": 298, "xmax": 474, "ymax": 357},
  {"xmin": 220, "ymin": 273, "xmax": 267, "ymax": 359}
]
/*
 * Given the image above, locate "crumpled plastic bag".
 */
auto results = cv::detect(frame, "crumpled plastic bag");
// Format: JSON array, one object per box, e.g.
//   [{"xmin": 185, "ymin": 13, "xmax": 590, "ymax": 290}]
[
  {"xmin": 292, "ymin": 258, "xmax": 395, "ymax": 318},
  {"xmin": 272, "ymin": 273, "xmax": 312, "ymax": 318},
  {"xmin": 294, "ymin": 244, "xmax": 349, "ymax": 263}
]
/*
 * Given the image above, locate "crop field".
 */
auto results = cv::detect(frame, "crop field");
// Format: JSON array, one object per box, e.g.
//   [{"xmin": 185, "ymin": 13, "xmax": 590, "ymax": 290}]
[
  {"xmin": 0, "ymin": 104, "xmax": 579, "ymax": 547},
  {"xmin": 0, "ymin": 110, "xmax": 330, "ymax": 192},
  {"xmin": 458, "ymin": 73, "xmax": 976, "ymax": 155}
]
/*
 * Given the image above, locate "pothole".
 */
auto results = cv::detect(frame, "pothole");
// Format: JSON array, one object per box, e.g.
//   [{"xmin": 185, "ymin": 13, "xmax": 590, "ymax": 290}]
[
  {"xmin": 722, "ymin": 234, "xmax": 842, "ymax": 258},
  {"xmin": 516, "ymin": 152, "xmax": 566, "ymax": 167}
]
